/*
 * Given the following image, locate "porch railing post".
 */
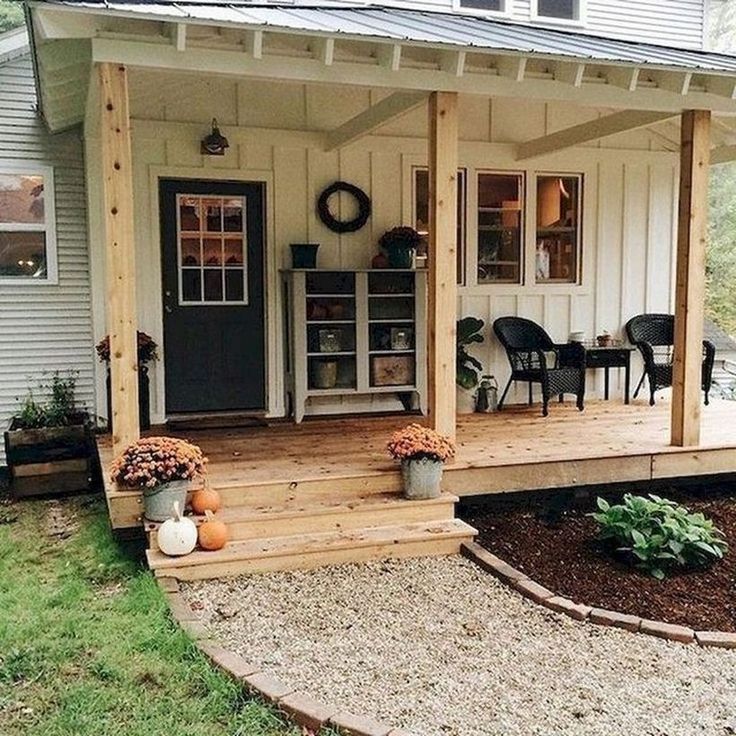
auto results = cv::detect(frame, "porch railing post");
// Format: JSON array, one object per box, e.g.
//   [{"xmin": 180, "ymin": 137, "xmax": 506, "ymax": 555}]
[
  {"xmin": 427, "ymin": 91, "xmax": 459, "ymax": 441},
  {"xmin": 99, "ymin": 62, "xmax": 140, "ymax": 457},
  {"xmin": 671, "ymin": 109, "xmax": 710, "ymax": 447}
]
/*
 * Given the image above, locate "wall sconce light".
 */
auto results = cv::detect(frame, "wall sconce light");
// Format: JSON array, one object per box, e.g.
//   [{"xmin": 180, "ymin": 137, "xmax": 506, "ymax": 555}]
[{"xmin": 200, "ymin": 118, "xmax": 230, "ymax": 156}]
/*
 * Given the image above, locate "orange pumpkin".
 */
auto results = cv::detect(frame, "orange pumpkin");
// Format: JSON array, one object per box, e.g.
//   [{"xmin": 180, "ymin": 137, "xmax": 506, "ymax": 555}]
[
  {"xmin": 191, "ymin": 486, "xmax": 221, "ymax": 515},
  {"xmin": 198, "ymin": 510, "xmax": 228, "ymax": 551}
]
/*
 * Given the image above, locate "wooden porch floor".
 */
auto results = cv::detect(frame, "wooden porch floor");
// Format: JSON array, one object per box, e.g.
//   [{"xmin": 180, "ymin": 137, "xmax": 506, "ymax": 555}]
[{"xmin": 100, "ymin": 397, "xmax": 736, "ymax": 530}]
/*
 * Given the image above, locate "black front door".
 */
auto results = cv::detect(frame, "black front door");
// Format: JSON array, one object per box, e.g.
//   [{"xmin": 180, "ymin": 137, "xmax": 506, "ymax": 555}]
[{"xmin": 160, "ymin": 179, "xmax": 266, "ymax": 413}]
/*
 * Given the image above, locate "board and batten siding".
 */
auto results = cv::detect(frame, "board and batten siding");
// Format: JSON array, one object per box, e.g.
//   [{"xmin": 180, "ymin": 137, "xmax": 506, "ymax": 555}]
[
  {"xmin": 85, "ymin": 72, "xmax": 678, "ymax": 422},
  {"xmin": 0, "ymin": 54, "xmax": 94, "ymax": 462}
]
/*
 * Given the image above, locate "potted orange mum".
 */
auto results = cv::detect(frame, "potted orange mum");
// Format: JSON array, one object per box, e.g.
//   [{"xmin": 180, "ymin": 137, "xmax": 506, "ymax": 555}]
[
  {"xmin": 387, "ymin": 423, "xmax": 455, "ymax": 499},
  {"xmin": 110, "ymin": 437, "xmax": 207, "ymax": 521}
]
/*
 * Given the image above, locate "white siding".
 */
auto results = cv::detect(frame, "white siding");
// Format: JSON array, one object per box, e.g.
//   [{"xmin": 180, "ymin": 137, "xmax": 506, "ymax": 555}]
[
  {"xmin": 0, "ymin": 55, "xmax": 94, "ymax": 461},
  {"xmin": 288, "ymin": 0, "xmax": 707, "ymax": 49},
  {"xmin": 85, "ymin": 72, "xmax": 679, "ymax": 421}
]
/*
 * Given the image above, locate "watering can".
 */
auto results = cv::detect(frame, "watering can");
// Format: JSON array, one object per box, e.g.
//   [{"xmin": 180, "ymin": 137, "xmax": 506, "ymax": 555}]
[{"xmin": 475, "ymin": 375, "xmax": 499, "ymax": 413}]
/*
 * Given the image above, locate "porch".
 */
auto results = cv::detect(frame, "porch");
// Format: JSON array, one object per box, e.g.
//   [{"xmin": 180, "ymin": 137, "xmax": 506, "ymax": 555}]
[{"xmin": 101, "ymin": 396, "xmax": 736, "ymax": 533}]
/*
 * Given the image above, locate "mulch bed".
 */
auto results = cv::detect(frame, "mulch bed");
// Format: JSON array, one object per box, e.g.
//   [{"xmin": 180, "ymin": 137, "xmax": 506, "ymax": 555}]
[{"xmin": 461, "ymin": 484, "xmax": 736, "ymax": 632}]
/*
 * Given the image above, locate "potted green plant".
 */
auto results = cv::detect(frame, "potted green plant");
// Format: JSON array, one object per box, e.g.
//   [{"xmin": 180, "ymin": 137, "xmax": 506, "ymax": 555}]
[
  {"xmin": 457, "ymin": 317, "xmax": 484, "ymax": 414},
  {"xmin": 387, "ymin": 423, "xmax": 455, "ymax": 499},
  {"xmin": 378, "ymin": 226, "xmax": 422, "ymax": 269},
  {"xmin": 110, "ymin": 436, "xmax": 207, "ymax": 521},
  {"xmin": 96, "ymin": 331, "xmax": 158, "ymax": 431},
  {"xmin": 4, "ymin": 371, "xmax": 95, "ymax": 498}
]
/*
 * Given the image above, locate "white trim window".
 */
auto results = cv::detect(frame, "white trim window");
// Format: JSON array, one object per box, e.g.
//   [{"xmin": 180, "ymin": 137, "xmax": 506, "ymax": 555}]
[
  {"xmin": 453, "ymin": 0, "xmax": 510, "ymax": 16},
  {"xmin": 0, "ymin": 164, "xmax": 57, "ymax": 284},
  {"xmin": 531, "ymin": 0, "xmax": 587, "ymax": 24},
  {"xmin": 535, "ymin": 173, "xmax": 583, "ymax": 284}
]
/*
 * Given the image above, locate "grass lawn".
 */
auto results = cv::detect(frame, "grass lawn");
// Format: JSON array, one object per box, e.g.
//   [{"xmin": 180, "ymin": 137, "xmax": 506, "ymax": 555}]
[{"xmin": 0, "ymin": 493, "xmax": 305, "ymax": 736}]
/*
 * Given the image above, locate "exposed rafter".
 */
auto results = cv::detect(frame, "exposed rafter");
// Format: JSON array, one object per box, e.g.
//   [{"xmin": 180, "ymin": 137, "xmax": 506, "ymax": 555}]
[
  {"xmin": 554, "ymin": 61, "xmax": 585, "ymax": 87},
  {"xmin": 376, "ymin": 43, "xmax": 402, "ymax": 71},
  {"xmin": 324, "ymin": 91, "xmax": 428, "ymax": 152},
  {"xmin": 656, "ymin": 70, "xmax": 693, "ymax": 96},
  {"xmin": 496, "ymin": 56, "xmax": 527, "ymax": 82},
  {"xmin": 172, "ymin": 23, "xmax": 186, "ymax": 52},
  {"xmin": 606, "ymin": 66, "xmax": 640, "ymax": 92},
  {"xmin": 441, "ymin": 50, "xmax": 466, "ymax": 77},
  {"xmin": 314, "ymin": 37, "xmax": 335, "ymax": 66},
  {"xmin": 516, "ymin": 109, "xmax": 676, "ymax": 160},
  {"xmin": 245, "ymin": 29, "xmax": 263, "ymax": 59}
]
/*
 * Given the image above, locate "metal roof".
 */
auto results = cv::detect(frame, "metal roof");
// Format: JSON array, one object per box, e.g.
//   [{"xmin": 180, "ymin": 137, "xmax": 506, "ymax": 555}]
[{"xmin": 44, "ymin": 1, "xmax": 736, "ymax": 74}]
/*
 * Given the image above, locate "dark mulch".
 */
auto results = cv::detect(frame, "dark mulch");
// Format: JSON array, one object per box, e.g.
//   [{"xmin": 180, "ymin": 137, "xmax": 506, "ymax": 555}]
[{"xmin": 461, "ymin": 484, "xmax": 736, "ymax": 632}]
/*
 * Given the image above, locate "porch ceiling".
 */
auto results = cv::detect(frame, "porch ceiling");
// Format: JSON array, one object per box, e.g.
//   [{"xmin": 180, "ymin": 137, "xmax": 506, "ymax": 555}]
[{"xmin": 28, "ymin": 1, "xmax": 736, "ymax": 134}]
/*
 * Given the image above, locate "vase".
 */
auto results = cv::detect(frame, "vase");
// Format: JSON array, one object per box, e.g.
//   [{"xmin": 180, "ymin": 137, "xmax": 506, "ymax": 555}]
[
  {"xmin": 290, "ymin": 243, "xmax": 320, "ymax": 269},
  {"xmin": 400, "ymin": 457, "xmax": 443, "ymax": 500},
  {"xmin": 387, "ymin": 247, "xmax": 414, "ymax": 269},
  {"xmin": 142, "ymin": 479, "xmax": 191, "ymax": 522},
  {"xmin": 312, "ymin": 359, "xmax": 338, "ymax": 389},
  {"xmin": 456, "ymin": 385, "xmax": 477, "ymax": 414}
]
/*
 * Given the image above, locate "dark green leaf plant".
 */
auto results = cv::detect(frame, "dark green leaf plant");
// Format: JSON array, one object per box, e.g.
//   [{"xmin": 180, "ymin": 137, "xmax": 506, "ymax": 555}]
[
  {"xmin": 457, "ymin": 317, "xmax": 484, "ymax": 390},
  {"xmin": 591, "ymin": 493, "xmax": 728, "ymax": 580}
]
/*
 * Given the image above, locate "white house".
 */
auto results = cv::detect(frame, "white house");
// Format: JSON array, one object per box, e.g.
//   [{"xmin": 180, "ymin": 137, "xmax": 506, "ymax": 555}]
[{"xmin": 3, "ymin": 1, "xmax": 736, "ymax": 548}]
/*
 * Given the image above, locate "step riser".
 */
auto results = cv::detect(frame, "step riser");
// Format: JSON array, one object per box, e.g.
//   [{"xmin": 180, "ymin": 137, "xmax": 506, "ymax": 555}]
[
  {"xmin": 212, "ymin": 475, "xmax": 403, "ymax": 507},
  {"xmin": 154, "ymin": 536, "xmax": 471, "ymax": 581},
  {"xmin": 149, "ymin": 499, "xmax": 455, "ymax": 551}
]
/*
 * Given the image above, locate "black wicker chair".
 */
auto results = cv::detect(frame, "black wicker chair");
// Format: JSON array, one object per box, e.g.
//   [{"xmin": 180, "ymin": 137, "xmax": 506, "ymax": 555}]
[
  {"xmin": 493, "ymin": 316, "xmax": 586, "ymax": 417},
  {"xmin": 625, "ymin": 313, "xmax": 715, "ymax": 406}
]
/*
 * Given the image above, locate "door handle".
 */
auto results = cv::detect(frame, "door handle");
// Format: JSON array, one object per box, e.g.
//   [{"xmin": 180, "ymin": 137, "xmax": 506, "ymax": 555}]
[{"xmin": 165, "ymin": 305, "xmax": 173, "ymax": 314}]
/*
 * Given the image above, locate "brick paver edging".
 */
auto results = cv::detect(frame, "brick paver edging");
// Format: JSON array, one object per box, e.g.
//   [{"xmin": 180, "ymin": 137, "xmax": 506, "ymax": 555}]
[
  {"xmin": 461, "ymin": 541, "xmax": 736, "ymax": 649},
  {"xmin": 157, "ymin": 577, "xmax": 409, "ymax": 736}
]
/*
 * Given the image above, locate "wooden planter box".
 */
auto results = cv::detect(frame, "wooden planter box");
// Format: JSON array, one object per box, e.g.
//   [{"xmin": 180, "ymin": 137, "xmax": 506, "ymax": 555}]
[{"xmin": 4, "ymin": 414, "xmax": 98, "ymax": 498}]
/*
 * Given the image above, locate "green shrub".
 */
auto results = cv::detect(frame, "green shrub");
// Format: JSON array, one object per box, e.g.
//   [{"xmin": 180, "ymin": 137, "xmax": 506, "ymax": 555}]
[
  {"xmin": 591, "ymin": 493, "xmax": 728, "ymax": 580},
  {"xmin": 14, "ymin": 371, "xmax": 81, "ymax": 429}
]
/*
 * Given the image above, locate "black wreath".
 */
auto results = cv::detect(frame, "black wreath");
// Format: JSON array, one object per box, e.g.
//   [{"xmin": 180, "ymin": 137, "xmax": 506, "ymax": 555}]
[{"xmin": 317, "ymin": 181, "xmax": 371, "ymax": 234}]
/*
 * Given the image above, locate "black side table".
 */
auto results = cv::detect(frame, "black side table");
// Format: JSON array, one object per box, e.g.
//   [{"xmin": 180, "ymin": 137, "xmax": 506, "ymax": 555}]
[{"xmin": 584, "ymin": 346, "xmax": 634, "ymax": 403}]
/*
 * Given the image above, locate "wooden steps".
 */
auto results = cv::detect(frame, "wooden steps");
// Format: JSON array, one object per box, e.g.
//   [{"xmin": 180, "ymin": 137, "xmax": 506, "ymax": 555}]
[
  {"xmin": 147, "ymin": 518, "xmax": 476, "ymax": 580},
  {"xmin": 147, "ymin": 492, "xmax": 458, "ymax": 550}
]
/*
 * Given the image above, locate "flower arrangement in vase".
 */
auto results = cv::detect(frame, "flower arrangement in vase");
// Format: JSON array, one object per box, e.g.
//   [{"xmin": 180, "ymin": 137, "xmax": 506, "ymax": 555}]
[
  {"xmin": 387, "ymin": 423, "xmax": 456, "ymax": 499},
  {"xmin": 378, "ymin": 226, "xmax": 422, "ymax": 269},
  {"xmin": 111, "ymin": 436, "xmax": 207, "ymax": 521}
]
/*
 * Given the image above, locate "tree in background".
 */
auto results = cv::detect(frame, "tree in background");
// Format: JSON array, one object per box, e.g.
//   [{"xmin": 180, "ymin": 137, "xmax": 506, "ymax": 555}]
[
  {"xmin": 708, "ymin": 1, "xmax": 736, "ymax": 336},
  {"xmin": 0, "ymin": 0, "xmax": 23, "ymax": 34}
]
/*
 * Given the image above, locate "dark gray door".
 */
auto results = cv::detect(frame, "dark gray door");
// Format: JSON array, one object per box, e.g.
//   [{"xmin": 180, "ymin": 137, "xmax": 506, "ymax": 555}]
[{"xmin": 160, "ymin": 179, "xmax": 266, "ymax": 413}]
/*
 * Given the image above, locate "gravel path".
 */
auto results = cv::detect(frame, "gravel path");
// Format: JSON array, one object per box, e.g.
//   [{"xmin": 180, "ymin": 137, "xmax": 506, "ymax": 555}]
[{"xmin": 183, "ymin": 557, "xmax": 736, "ymax": 736}]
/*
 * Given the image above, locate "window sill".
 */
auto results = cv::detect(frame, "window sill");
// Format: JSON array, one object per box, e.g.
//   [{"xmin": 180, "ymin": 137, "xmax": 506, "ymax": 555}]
[{"xmin": 529, "ymin": 15, "xmax": 587, "ymax": 28}]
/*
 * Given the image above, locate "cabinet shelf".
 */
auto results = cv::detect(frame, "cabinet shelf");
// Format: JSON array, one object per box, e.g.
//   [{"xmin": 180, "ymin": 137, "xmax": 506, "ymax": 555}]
[{"xmin": 284, "ymin": 269, "xmax": 427, "ymax": 422}]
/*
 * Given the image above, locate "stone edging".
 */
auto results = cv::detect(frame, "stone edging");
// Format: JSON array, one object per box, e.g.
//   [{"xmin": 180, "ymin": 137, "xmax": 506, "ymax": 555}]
[
  {"xmin": 461, "ymin": 541, "xmax": 736, "ymax": 649},
  {"xmin": 157, "ymin": 577, "xmax": 410, "ymax": 736}
]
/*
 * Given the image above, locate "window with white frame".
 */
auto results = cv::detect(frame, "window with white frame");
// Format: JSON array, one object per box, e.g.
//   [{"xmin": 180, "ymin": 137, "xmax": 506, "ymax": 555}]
[
  {"xmin": 455, "ymin": 0, "xmax": 506, "ymax": 14},
  {"xmin": 412, "ymin": 166, "xmax": 467, "ymax": 285},
  {"xmin": 535, "ymin": 173, "xmax": 582, "ymax": 284},
  {"xmin": 533, "ymin": 0, "xmax": 584, "ymax": 22},
  {"xmin": 0, "ymin": 166, "xmax": 57, "ymax": 283}
]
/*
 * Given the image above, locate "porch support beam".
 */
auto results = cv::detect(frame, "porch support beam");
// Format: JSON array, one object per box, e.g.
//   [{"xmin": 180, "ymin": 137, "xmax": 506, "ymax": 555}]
[
  {"xmin": 516, "ymin": 109, "xmax": 675, "ymax": 160},
  {"xmin": 671, "ymin": 109, "xmax": 711, "ymax": 447},
  {"xmin": 710, "ymin": 143, "xmax": 736, "ymax": 164},
  {"xmin": 324, "ymin": 91, "xmax": 427, "ymax": 151},
  {"xmin": 427, "ymin": 91, "xmax": 458, "ymax": 441},
  {"xmin": 99, "ymin": 62, "xmax": 139, "ymax": 457}
]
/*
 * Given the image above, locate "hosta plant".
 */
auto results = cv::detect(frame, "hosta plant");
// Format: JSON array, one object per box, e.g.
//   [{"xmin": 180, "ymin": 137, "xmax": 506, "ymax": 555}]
[{"xmin": 592, "ymin": 493, "xmax": 728, "ymax": 580}]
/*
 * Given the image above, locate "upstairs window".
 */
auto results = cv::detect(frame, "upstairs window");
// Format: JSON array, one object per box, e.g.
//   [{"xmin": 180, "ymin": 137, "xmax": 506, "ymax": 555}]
[
  {"xmin": 0, "ymin": 165, "xmax": 57, "ymax": 284},
  {"xmin": 533, "ymin": 0, "xmax": 585, "ymax": 22},
  {"xmin": 455, "ymin": 0, "xmax": 506, "ymax": 14}
]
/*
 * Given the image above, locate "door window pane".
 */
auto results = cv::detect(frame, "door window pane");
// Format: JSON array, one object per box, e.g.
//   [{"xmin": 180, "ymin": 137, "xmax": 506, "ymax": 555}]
[
  {"xmin": 177, "ymin": 193, "xmax": 248, "ymax": 304},
  {"xmin": 413, "ymin": 167, "xmax": 466, "ymax": 284},
  {"xmin": 536, "ymin": 174, "xmax": 581, "ymax": 284},
  {"xmin": 537, "ymin": 0, "xmax": 577, "ymax": 19},
  {"xmin": 0, "ymin": 231, "xmax": 47, "ymax": 278},
  {"xmin": 477, "ymin": 172, "xmax": 523, "ymax": 284}
]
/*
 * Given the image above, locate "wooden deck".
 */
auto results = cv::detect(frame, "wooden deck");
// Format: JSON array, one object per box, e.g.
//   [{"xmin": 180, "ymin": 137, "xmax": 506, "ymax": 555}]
[{"xmin": 100, "ymin": 397, "xmax": 736, "ymax": 531}]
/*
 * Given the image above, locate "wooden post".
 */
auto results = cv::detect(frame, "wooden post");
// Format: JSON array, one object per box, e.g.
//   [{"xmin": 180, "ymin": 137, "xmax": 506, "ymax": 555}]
[
  {"xmin": 671, "ymin": 109, "xmax": 711, "ymax": 447},
  {"xmin": 99, "ymin": 62, "xmax": 139, "ymax": 457},
  {"xmin": 428, "ymin": 91, "xmax": 459, "ymax": 440}
]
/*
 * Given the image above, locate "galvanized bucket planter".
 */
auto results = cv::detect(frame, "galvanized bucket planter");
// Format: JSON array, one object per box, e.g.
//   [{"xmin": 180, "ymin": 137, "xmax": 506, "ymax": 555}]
[
  {"xmin": 143, "ymin": 479, "xmax": 191, "ymax": 522},
  {"xmin": 400, "ymin": 457, "xmax": 443, "ymax": 500}
]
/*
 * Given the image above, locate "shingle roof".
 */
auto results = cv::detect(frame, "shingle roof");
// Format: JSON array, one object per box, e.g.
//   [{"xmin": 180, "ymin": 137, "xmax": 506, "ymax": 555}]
[{"xmin": 44, "ymin": 1, "xmax": 736, "ymax": 74}]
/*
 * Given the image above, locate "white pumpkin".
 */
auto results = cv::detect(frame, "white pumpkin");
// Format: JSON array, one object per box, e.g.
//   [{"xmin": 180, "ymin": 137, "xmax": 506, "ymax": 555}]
[{"xmin": 157, "ymin": 502, "xmax": 197, "ymax": 557}]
